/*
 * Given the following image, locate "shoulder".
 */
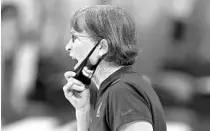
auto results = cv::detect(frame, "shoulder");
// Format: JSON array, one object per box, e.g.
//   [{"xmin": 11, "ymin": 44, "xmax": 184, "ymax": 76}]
[
  {"xmin": 105, "ymin": 73, "xmax": 153, "ymax": 131},
  {"xmin": 108, "ymin": 72, "xmax": 151, "ymax": 95},
  {"xmin": 107, "ymin": 80, "xmax": 135, "ymax": 99},
  {"xmin": 107, "ymin": 79, "xmax": 150, "ymax": 110},
  {"xmin": 122, "ymin": 72, "xmax": 152, "ymax": 87}
]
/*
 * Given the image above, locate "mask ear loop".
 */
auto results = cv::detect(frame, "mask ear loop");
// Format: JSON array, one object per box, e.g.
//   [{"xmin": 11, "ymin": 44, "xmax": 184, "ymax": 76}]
[
  {"xmin": 87, "ymin": 37, "xmax": 109, "ymax": 67},
  {"xmin": 85, "ymin": 39, "xmax": 105, "ymax": 75},
  {"xmin": 74, "ymin": 39, "xmax": 102, "ymax": 74},
  {"xmin": 88, "ymin": 51, "xmax": 107, "ymax": 76},
  {"xmin": 71, "ymin": 39, "xmax": 103, "ymax": 97}
]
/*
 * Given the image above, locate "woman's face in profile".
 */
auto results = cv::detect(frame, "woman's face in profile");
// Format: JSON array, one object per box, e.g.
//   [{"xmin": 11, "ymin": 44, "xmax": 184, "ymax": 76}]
[{"xmin": 66, "ymin": 29, "xmax": 95, "ymax": 69}]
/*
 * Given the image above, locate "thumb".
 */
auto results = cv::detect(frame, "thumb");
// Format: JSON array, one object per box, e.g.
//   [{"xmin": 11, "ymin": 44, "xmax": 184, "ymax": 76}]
[{"xmin": 64, "ymin": 71, "xmax": 76, "ymax": 80}]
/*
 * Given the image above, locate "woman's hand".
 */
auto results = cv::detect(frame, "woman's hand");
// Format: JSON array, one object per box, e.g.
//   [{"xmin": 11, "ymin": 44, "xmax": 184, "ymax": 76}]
[{"xmin": 63, "ymin": 71, "xmax": 90, "ymax": 111}]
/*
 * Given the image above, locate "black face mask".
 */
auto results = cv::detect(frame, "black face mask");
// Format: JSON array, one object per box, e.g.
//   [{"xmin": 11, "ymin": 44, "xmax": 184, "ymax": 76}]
[{"xmin": 71, "ymin": 39, "xmax": 102, "ymax": 97}]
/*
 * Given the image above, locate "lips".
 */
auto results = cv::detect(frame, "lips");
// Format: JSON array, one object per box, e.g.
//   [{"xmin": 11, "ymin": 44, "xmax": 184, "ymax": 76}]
[{"xmin": 69, "ymin": 53, "xmax": 76, "ymax": 59}]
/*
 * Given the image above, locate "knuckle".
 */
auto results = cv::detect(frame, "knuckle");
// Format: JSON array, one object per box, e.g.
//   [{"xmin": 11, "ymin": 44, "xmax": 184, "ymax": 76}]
[
  {"xmin": 75, "ymin": 84, "xmax": 85, "ymax": 91},
  {"xmin": 66, "ymin": 80, "xmax": 73, "ymax": 86},
  {"xmin": 63, "ymin": 85, "xmax": 68, "ymax": 92},
  {"xmin": 71, "ymin": 85, "xmax": 79, "ymax": 91},
  {"xmin": 73, "ymin": 79, "xmax": 83, "ymax": 86},
  {"xmin": 63, "ymin": 82, "xmax": 73, "ymax": 90}
]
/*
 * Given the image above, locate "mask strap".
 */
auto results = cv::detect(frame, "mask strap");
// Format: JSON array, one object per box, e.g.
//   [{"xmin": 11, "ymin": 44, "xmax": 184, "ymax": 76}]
[{"xmin": 74, "ymin": 39, "xmax": 102, "ymax": 73}]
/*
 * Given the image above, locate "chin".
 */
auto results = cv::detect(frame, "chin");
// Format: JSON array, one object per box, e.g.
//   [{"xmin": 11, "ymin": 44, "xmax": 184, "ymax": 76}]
[{"xmin": 74, "ymin": 59, "xmax": 82, "ymax": 70}]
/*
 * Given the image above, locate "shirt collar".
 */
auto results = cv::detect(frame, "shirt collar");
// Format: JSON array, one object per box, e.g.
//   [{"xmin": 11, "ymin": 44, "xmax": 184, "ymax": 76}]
[{"xmin": 97, "ymin": 65, "xmax": 133, "ymax": 99}]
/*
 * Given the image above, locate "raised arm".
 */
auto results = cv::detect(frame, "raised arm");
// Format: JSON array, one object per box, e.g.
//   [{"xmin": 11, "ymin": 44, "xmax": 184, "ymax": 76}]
[{"xmin": 63, "ymin": 71, "xmax": 91, "ymax": 131}]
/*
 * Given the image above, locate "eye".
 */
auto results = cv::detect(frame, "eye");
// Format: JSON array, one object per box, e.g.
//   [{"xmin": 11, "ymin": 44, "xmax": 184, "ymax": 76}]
[{"xmin": 71, "ymin": 34, "xmax": 77, "ymax": 43}]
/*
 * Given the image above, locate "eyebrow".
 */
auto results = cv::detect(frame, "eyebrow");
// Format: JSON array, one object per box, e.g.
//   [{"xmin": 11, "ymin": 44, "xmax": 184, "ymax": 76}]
[{"xmin": 70, "ymin": 30, "xmax": 90, "ymax": 38}]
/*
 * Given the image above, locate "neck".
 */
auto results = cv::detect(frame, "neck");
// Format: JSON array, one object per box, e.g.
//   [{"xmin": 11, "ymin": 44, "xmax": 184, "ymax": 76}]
[{"xmin": 91, "ymin": 60, "xmax": 122, "ymax": 89}]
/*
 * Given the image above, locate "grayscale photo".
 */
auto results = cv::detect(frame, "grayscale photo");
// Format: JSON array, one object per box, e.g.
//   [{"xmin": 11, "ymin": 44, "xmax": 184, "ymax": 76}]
[{"xmin": 1, "ymin": 0, "xmax": 210, "ymax": 131}]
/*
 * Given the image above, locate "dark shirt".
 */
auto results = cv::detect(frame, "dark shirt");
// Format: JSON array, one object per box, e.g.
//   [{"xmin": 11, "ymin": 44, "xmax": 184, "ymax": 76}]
[{"xmin": 90, "ymin": 66, "xmax": 166, "ymax": 131}]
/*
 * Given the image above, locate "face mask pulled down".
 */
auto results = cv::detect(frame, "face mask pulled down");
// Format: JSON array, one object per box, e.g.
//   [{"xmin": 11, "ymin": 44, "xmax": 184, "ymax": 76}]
[{"xmin": 71, "ymin": 40, "xmax": 102, "ymax": 97}]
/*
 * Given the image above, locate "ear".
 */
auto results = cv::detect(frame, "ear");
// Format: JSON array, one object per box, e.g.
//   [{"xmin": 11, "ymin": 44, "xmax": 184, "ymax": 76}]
[{"xmin": 98, "ymin": 39, "xmax": 108, "ymax": 57}]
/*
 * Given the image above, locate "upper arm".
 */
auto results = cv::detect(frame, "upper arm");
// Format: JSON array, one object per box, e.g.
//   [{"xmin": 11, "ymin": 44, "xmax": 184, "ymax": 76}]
[{"xmin": 118, "ymin": 121, "xmax": 153, "ymax": 131}]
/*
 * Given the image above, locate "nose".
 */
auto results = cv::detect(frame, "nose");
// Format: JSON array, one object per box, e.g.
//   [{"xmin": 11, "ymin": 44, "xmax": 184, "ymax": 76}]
[{"xmin": 65, "ymin": 40, "xmax": 72, "ymax": 51}]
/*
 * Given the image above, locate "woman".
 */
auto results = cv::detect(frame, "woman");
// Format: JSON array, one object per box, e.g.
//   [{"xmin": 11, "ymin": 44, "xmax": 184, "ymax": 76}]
[{"xmin": 63, "ymin": 5, "xmax": 166, "ymax": 131}]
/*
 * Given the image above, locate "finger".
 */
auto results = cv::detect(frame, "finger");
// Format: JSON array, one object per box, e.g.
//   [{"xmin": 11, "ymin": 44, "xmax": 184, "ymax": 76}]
[
  {"xmin": 63, "ymin": 80, "xmax": 85, "ymax": 92},
  {"xmin": 63, "ymin": 85, "xmax": 73, "ymax": 98},
  {"xmin": 63, "ymin": 83, "xmax": 73, "ymax": 94},
  {"xmin": 64, "ymin": 71, "xmax": 76, "ymax": 80},
  {"xmin": 71, "ymin": 84, "xmax": 86, "ymax": 92},
  {"xmin": 67, "ymin": 77, "xmax": 85, "ymax": 87},
  {"xmin": 63, "ymin": 84, "xmax": 82, "ymax": 98},
  {"xmin": 65, "ymin": 90, "xmax": 73, "ymax": 97}
]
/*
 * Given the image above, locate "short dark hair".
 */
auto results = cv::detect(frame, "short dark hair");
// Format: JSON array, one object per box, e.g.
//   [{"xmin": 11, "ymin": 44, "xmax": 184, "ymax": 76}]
[{"xmin": 71, "ymin": 5, "xmax": 139, "ymax": 66}]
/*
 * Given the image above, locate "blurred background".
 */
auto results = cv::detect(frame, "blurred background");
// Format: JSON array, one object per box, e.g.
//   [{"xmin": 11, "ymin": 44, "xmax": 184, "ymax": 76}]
[{"xmin": 1, "ymin": 0, "xmax": 210, "ymax": 131}]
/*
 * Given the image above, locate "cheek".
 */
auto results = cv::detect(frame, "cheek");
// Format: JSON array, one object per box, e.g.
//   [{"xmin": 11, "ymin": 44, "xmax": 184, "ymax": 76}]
[
  {"xmin": 74, "ymin": 43, "xmax": 93, "ymax": 60},
  {"xmin": 76, "ymin": 46, "xmax": 88, "ymax": 58}
]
